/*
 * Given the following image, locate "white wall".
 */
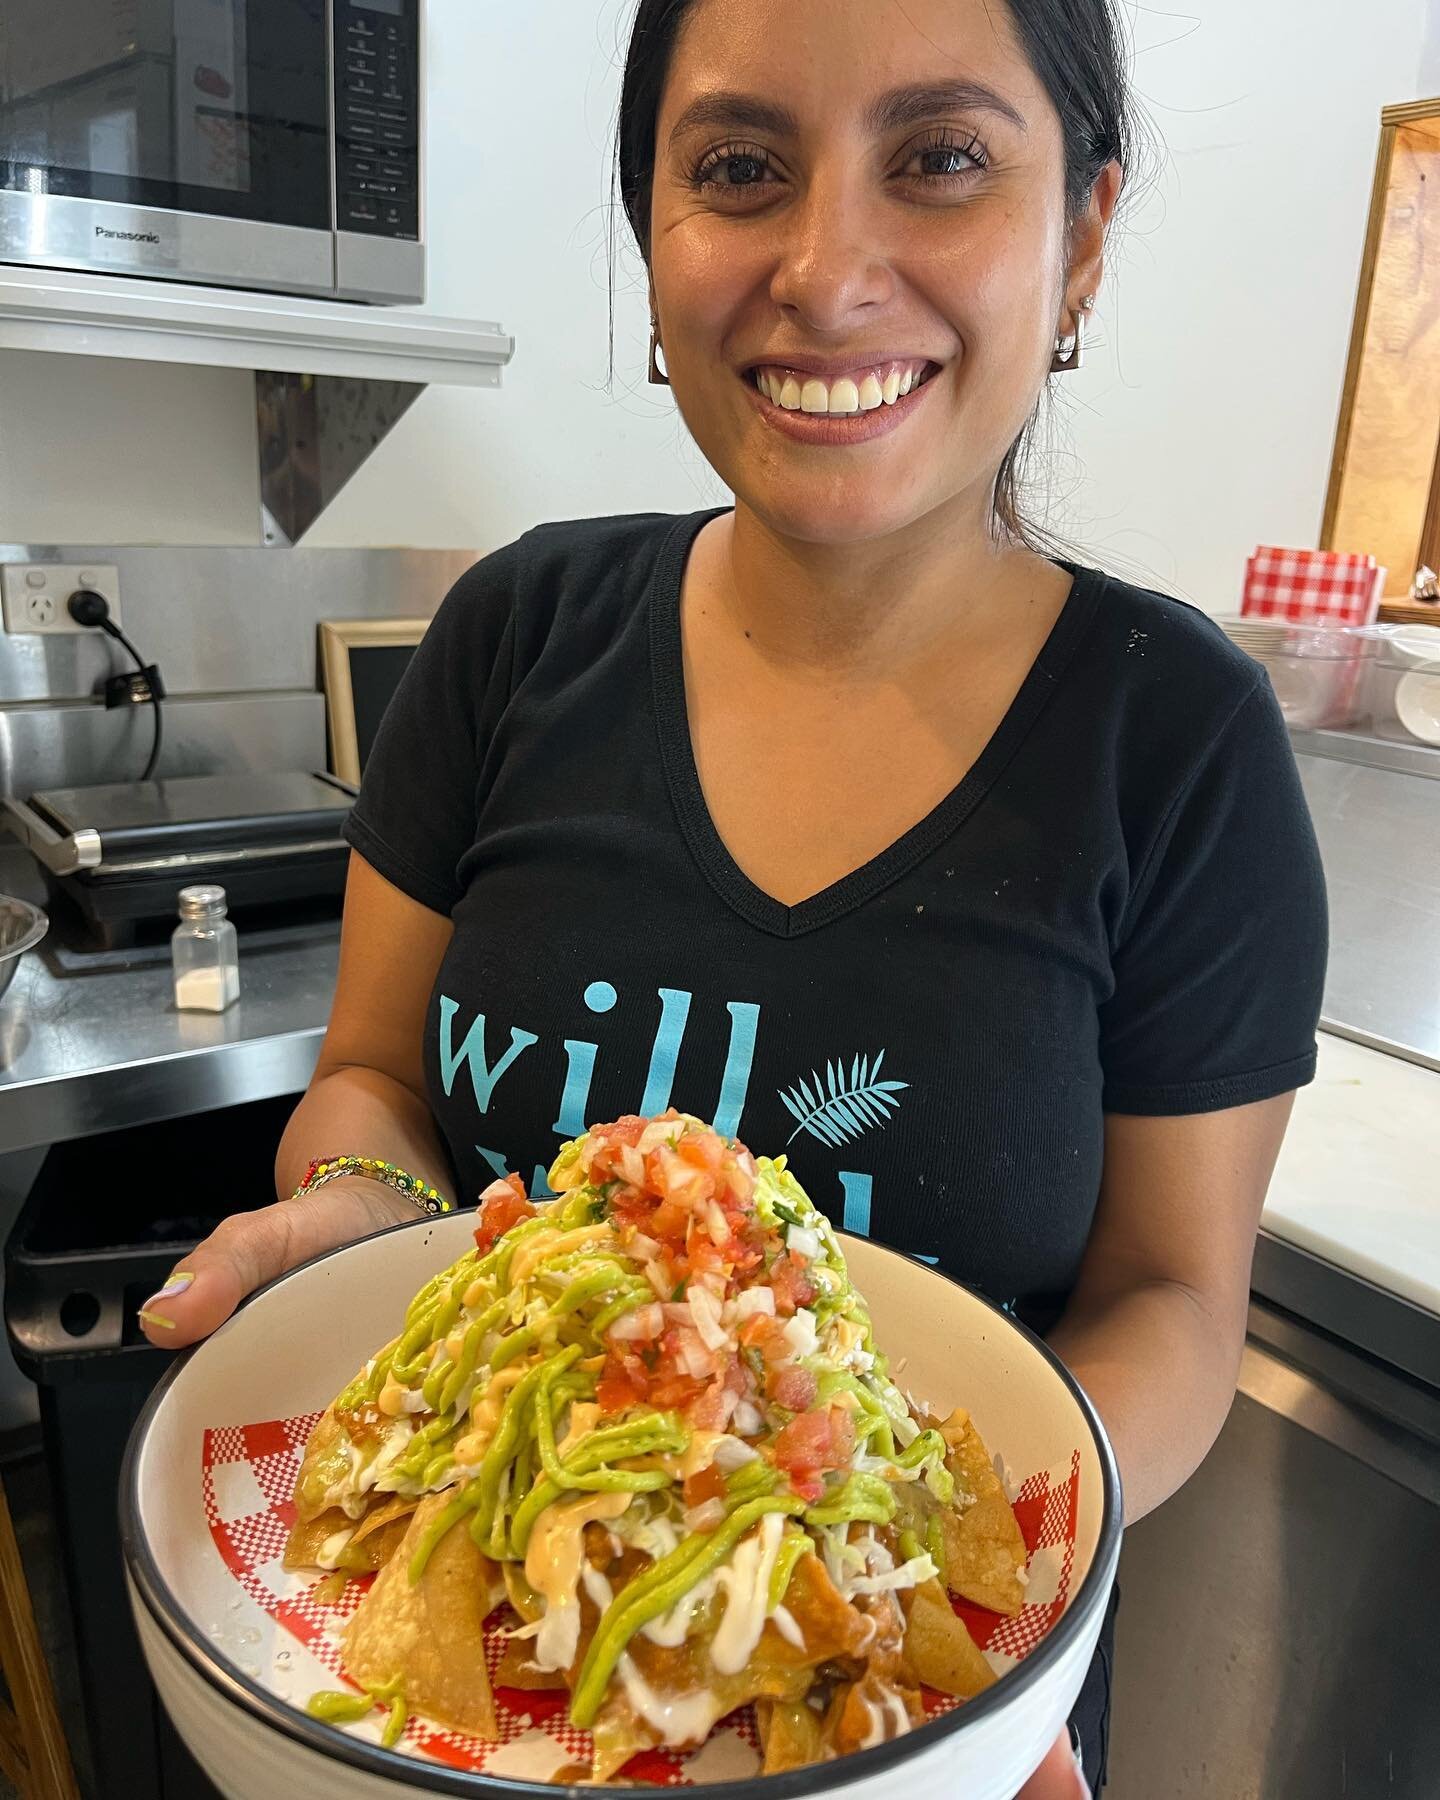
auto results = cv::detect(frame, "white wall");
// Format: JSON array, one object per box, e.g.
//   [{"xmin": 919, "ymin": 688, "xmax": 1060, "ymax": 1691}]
[
  {"xmin": 0, "ymin": 0, "xmax": 1432, "ymax": 609},
  {"xmin": 1055, "ymin": 0, "xmax": 1431, "ymax": 606}
]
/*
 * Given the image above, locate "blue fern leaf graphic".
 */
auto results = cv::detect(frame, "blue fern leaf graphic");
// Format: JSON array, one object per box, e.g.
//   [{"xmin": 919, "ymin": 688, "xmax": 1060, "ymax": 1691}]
[
  {"xmin": 778, "ymin": 1089, "xmax": 807, "ymax": 1129},
  {"xmin": 778, "ymin": 1052, "xmax": 910, "ymax": 1147}
]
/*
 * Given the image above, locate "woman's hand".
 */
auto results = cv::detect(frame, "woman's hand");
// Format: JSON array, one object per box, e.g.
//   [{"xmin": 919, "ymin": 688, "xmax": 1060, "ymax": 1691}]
[
  {"xmin": 1016, "ymin": 1730, "xmax": 1088, "ymax": 1798},
  {"xmin": 137, "ymin": 1178, "xmax": 420, "ymax": 1348}
]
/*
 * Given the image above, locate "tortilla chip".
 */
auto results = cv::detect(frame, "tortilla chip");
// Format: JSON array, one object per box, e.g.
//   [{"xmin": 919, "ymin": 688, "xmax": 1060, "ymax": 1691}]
[
  {"xmin": 591, "ymin": 1702, "xmax": 659, "ymax": 1784},
  {"xmin": 289, "ymin": 1404, "xmax": 354, "ymax": 1524},
  {"xmin": 343, "ymin": 1494, "xmax": 503, "ymax": 1740},
  {"xmin": 757, "ymin": 1697, "xmax": 828, "ymax": 1774},
  {"xmin": 934, "ymin": 1407, "xmax": 1027, "ymax": 1617},
  {"xmin": 284, "ymin": 1494, "xmax": 418, "ymax": 1574},
  {"xmin": 780, "ymin": 1553, "xmax": 875, "ymax": 1665},
  {"xmin": 900, "ymin": 1578, "xmax": 997, "ymax": 1699},
  {"xmin": 823, "ymin": 1677, "xmax": 925, "ymax": 1758},
  {"xmin": 492, "ymin": 1635, "xmax": 568, "ymax": 1691},
  {"xmin": 585, "ymin": 1567, "xmax": 854, "ymax": 1783},
  {"xmin": 284, "ymin": 1509, "xmax": 348, "ymax": 1571}
]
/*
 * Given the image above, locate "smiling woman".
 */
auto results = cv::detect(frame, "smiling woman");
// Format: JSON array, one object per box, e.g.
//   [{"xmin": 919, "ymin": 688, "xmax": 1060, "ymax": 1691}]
[
  {"xmin": 140, "ymin": 2, "xmax": 1327, "ymax": 1796},
  {"xmin": 619, "ymin": 0, "xmax": 1131, "ymax": 543}
]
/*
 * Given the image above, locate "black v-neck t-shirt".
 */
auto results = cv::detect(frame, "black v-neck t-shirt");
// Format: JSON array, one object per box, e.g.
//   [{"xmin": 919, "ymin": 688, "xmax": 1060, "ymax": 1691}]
[{"xmin": 345, "ymin": 509, "xmax": 1326, "ymax": 1334}]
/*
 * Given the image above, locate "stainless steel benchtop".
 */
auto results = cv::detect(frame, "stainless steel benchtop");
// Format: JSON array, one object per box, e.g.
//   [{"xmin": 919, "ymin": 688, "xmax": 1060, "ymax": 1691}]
[{"xmin": 0, "ymin": 921, "xmax": 335, "ymax": 1155}]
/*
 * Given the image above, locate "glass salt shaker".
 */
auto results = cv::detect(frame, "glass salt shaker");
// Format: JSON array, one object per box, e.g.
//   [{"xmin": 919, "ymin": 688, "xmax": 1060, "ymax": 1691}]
[{"xmin": 172, "ymin": 884, "xmax": 240, "ymax": 1013}]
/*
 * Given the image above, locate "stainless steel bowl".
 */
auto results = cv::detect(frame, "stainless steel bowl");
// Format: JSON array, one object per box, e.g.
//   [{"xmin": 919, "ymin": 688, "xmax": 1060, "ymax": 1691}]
[{"xmin": 0, "ymin": 896, "xmax": 47, "ymax": 1001}]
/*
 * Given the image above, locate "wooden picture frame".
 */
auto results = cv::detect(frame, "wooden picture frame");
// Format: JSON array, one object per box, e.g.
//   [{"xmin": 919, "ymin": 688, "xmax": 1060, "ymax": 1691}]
[
  {"xmin": 318, "ymin": 617, "xmax": 430, "ymax": 787},
  {"xmin": 1323, "ymin": 99, "xmax": 1440, "ymax": 607}
]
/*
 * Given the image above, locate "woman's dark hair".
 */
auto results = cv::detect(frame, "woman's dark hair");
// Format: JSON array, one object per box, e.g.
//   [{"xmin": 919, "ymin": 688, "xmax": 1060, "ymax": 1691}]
[{"xmin": 614, "ymin": 0, "xmax": 1139, "ymax": 546}]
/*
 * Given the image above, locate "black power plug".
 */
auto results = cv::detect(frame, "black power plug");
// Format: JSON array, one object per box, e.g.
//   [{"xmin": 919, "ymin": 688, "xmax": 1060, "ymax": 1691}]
[
  {"xmin": 67, "ymin": 589, "xmax": 166, "ymax": 782},
  {"xmin": 67, "ymin": 588, "xmax": 112, "ymax": 631}
]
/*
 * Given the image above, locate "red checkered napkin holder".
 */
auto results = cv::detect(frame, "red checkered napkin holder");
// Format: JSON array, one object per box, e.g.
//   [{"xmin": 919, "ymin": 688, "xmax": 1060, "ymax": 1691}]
[{"xmin": 1242, "ymin": 546, "xmax": 1385, "ymax": 628}]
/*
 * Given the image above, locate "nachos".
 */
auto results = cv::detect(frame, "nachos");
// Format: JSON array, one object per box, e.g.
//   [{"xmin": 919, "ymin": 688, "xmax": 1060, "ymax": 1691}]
[{"xmin": 289, "ymin": 1112, "xmax": 1028, "ymax": 1776}]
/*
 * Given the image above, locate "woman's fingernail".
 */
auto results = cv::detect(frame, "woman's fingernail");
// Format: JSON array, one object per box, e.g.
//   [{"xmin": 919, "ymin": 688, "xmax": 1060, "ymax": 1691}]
[
  {"xmin": 138, "ymin": 1309, "xmax": 177, "ymax": 1331},
  {"xmin": 150, "ymin": 1272, "xmax": 195, "ymax": 1303}
]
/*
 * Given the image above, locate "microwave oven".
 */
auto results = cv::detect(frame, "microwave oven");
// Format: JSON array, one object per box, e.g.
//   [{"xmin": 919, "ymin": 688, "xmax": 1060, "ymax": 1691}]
[{"xmin": 0, "ymin": 0, "xmax": 422, "ymax": 304}]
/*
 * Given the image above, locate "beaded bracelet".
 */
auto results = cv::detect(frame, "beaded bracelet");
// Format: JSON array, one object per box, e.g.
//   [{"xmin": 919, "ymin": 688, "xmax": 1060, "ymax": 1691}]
[{"xmin": 295, "ymin": 1155, "xmax": 453, "ymax": 1217}]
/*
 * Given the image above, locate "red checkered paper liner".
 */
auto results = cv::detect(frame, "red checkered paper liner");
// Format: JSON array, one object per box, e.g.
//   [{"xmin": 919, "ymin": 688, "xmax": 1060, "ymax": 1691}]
[
  {"xmin": 202, "ymin": 1415, "xmax": 1081, "ymax": 1785},
  {"xmin": 1242, "ymin": 545, "xmax": 1385, "ymax": 628}
]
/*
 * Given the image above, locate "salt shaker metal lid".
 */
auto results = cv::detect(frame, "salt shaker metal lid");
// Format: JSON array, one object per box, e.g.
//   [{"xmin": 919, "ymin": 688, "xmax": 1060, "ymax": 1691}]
[{"xmin": 177, "ymin": 884, "xmax": 228, "ymax": 921}]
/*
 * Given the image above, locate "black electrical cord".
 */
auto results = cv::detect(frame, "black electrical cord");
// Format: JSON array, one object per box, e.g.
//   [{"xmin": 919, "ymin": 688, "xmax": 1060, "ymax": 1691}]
[{"xmin": 67, "ymin": 590, "xmax": 164, "ymax": 782}]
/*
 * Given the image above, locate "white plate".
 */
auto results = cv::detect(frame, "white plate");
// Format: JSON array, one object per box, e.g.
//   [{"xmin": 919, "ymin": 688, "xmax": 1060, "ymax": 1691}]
[
  {"xmin": 122, "ymin": 1218, "xmax": 1121, "ymax": 1800},
  {"xmin": 1394, "ymin": 669, "xmax": 1440, "ymax": 744}
]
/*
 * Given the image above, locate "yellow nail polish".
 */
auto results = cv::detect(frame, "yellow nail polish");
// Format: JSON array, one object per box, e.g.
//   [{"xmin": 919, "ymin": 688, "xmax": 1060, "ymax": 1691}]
[{"xmin": 138, "ymin": 1309, "xmax": 177, "ymax": 1331}]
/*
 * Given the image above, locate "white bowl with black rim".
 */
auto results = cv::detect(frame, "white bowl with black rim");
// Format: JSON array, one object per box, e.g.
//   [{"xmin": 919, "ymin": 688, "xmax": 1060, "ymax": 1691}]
[{"xmin": 121, "ymin": 1216, "xmax": 1122, "ymax": 1800}]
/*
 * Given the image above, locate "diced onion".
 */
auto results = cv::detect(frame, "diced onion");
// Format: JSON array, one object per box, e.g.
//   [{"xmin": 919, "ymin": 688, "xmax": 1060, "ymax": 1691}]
[
  {"xmin": 704, "ymin": 1200, "xmax": 730, "ymax": 1245},
  {"xmin": 786, "ymin": 1225, "xmax": 822, "ymax": 1261},
  {"xmin": 607, "ymin": 1303, "xmax": 664, "ymax": 1343},
  {"xmin": 478, "ymin": 1177, "xmax": 519, "ymax": 1204},
  {"xmin": 638, "ymin": 1121, "xmax": 677, "ymax": 1154},
  {"xmin": 628, "ymin": 1232, "xmax": 661, "ymax": 1259},
  {"xmin": 780, "ymin": 1308, "xmax": 819, "ymax": 1359},
  {"xmin": 687, "ymin": 1285, "xmax": 731, "ymax": 1351},
  {"xmin": 644, "ymin": 1261, "xmax": 671, "ymax": 1300},
  {"xmin": 675, "ymin": 1332, "xmax": 717, "ymax": 1379},
  {"xmin": 619, "ymin": 1144, "xmax": 646, "ymax": 1187},
  {"xmin": 733, "ymin": 1288, "xmax": 775, "ymax": 1320},
  {"xmin": 684, "ymin": 1499, "xmax": 727, "ymax": 1532},
  {"xmin": 732, "ymin": 1399, "xmax": 764, "ymax": 1436},
  {"xmin": 711, "ymin": 1434, "xmax": 760, "ymax": 1471}
]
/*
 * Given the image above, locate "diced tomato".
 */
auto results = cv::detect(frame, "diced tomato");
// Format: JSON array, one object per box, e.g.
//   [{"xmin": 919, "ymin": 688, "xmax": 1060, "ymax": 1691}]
[
  {"xmin": 772, "ymin": 1403, "xmax": 854, "ymax": 1497},
  {"xmin": 676, "ymin": 1132, "xmax": 725, "ymax": 1176},
  {"xmin": 738, "ymin": 1314, "xmax": 775, "ymax": 1350},
  {"xmin": 597, "ymin": 1353, "xmax": 648, "ymax": 1416},
  {"xmin": 649, "ymin": 1146, "xmax": 714, "ymax": 1209},
  {"xmin": 767, "ymin": 1365, "xmax": 819, "ymax": 1412},
  {"xmin": 595, "ymin": 1116, "xmax": 648, "ymax": 1147},
  {"xmin": 650, "ymin": 1199, "xmax": 691, "ymax": 1246},
  {"xmin": 773, "ymin": 1408, "xmax": 832, "ymax": 1471},
  {"xmin": 682, "ymin": 1462, "xmax": 728, "ymax": 1508},
  {"xmin": 826, "ymin": 1407, "xmax": 857, "ymax": 1467},
  {"xmin": 769, "ymin": 1253, "xmax": 818, "ymax": 1317},
  {"xmin": 649, "ymin": 1372, "xmax": 705, "ymax": 1411},
  {"xmin": 472, "ymin": 1175, "xmax": 535, "ymax": 1253},
  {"xmin": 687, "ymin": 1380, "xmax": 740, "ymax": 1431}
]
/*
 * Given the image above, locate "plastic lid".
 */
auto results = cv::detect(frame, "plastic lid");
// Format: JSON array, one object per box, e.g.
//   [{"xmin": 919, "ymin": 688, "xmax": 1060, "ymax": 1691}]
[{"xmin": 177, "ymin": 884, "xmax": 228, "ymax": 920}]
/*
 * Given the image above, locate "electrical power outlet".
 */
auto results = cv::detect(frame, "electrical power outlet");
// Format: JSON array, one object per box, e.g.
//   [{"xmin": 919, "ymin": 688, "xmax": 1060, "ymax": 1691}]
[{"xmin": 0, "ymin": 563, "xmax": 123, "ymax": 636}]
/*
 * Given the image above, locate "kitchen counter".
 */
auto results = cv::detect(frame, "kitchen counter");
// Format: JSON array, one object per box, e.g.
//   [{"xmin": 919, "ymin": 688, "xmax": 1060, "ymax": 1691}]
[
  {"xmin": 0, "ymin": 922, "xmax": 336, "ymax": 1156},
  {"xmin": 1261, "ymin": 1029, "xmax": 1440, "ymax": 1324}
]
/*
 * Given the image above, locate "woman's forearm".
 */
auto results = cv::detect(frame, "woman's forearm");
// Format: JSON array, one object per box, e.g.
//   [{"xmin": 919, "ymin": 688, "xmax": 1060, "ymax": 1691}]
[
  {"xmin": 1048, "ymin": 1278, "xmax": 1244, "ymax": 1526},
  {"xmin": 275, "ymin": 1062, "xmax": 458, "ymax": 1203}
]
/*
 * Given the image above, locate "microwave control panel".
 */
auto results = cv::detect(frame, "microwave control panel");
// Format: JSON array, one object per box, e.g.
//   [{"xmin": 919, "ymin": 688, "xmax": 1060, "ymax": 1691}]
[{"xmin": 334, "ymin": 0, "xmax": 420, "ymax": 239}]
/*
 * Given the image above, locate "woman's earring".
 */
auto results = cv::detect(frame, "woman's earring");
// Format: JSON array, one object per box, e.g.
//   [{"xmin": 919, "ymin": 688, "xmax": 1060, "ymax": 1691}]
[
  {"xmin": 648, "ymin": 321, "xmax": 670, "ymax": 387},
  {"xmin": 1052, "ymin": 294, "xmax": 1096, "ymax": 374}
]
